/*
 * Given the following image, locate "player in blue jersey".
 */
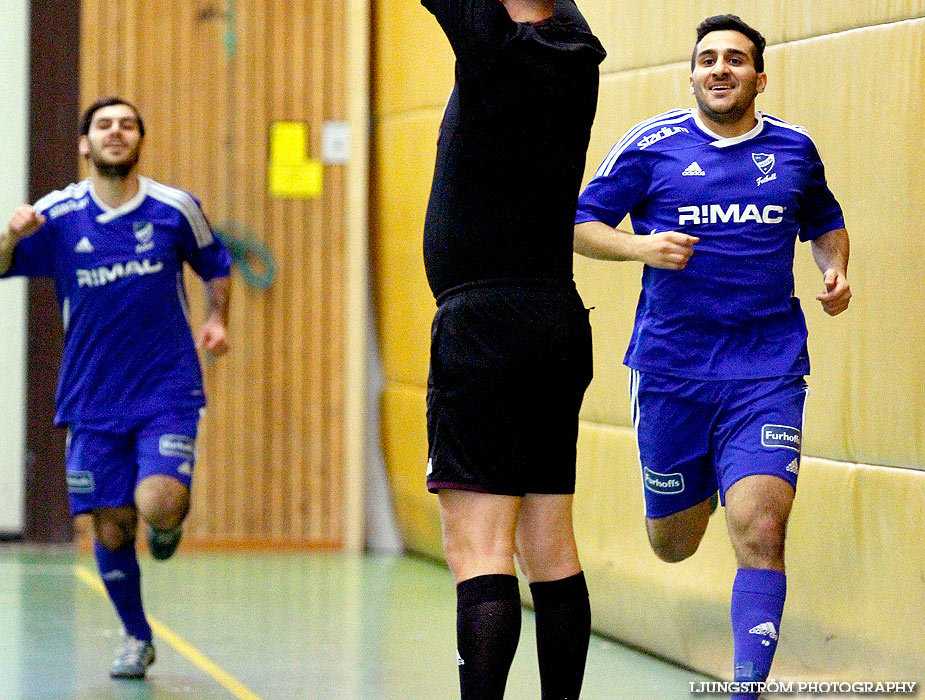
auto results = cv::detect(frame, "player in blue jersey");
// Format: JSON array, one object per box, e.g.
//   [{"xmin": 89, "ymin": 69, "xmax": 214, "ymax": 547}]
[
  {"xmin": 574, "ymin": 16, "xmax": 850, "ymax": 699},
  {"xmin": 0, "ymin": 97, "xmax": 231, "ymax": 679}
]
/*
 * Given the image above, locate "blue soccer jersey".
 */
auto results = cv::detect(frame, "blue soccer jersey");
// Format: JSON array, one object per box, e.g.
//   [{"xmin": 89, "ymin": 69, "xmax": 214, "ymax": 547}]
[
  {"xmin": 576, "ymin": 109, "xmax": 845, "ymax": 379},
  {"xmin": 3, "ymin": 176, "xmax": 231, "ymax": 427}
]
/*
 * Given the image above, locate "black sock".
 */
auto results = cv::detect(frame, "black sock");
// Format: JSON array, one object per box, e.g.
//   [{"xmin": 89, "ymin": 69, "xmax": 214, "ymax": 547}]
[
  {"xmin": 456, "ymin": 574, "xmax": 522, "ymax": 700},
  {"xmin": 530, "ymin": 572, "xmax": 591, "ymax": 700}
]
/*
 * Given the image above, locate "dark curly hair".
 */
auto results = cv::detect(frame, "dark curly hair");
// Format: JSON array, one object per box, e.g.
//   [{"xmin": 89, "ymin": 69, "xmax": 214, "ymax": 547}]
[
  {"xmin": 691, "ymin": 15, "xmax": 766, "ymax": 73},
  {"xmin": 80, "ymin": 97, "xmax": 145, "ymax": 137}
]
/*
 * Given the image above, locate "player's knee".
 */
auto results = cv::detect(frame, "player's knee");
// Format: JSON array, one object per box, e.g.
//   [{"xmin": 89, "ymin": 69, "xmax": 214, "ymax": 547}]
[
  {"xmin": 92, "ymin": 510, "xmax": 137, "ymax": 550},
  {"xmin": 729, "ymin": 510, "xmax": 787, "ymax": 564},
  {"xmin": 442, "ymin": 530, "xmax": 516, "ymax": 582},
  {"xmin": 135, "ymin": 476, "xmax": 189, "ymax": 528},
  {"xmin": 515, "ymin": 539, "xmax": 580, "ymax": 581},
  {"xmin": 649, "ymin": 538, "xmax": 698, "ymax": 563},
  {"xmin": 646, "ymin": 524, "xmax": 700, "ymax": 563}
]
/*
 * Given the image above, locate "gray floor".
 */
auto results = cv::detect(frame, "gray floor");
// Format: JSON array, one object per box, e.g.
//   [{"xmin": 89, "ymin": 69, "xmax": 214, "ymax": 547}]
[{"xmin": 0, "ymin": 547, "xmax": 712, "ymax": 699}]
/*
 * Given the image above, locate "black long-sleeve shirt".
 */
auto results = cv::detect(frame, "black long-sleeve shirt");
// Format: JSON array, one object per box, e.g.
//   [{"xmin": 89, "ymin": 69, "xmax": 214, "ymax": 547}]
[{"xmin": 421, "ymin": 0, "xmax": 606, "ymax": 299}]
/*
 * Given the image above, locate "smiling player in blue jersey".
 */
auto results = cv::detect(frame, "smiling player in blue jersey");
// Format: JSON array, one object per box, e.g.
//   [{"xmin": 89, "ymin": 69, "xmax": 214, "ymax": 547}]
[
  {"xmin": 0, "ymin": 97, "xmax": 231, "ymax": 679},
  {"xmin": 575, "ymin": 16, "xmax": 851, "ymax": 699}
]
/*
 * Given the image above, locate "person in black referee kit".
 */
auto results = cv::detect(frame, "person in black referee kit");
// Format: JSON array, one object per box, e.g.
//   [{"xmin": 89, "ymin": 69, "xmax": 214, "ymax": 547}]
[{"xmin": 420, "ymin": 1, "xmax": 605, "ymax": 698}]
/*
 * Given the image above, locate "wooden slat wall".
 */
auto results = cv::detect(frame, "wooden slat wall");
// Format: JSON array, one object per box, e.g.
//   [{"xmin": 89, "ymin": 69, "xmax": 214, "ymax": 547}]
[{"xmin": 79, "ymin": 0, "xmax": 350, "ymax": 547}]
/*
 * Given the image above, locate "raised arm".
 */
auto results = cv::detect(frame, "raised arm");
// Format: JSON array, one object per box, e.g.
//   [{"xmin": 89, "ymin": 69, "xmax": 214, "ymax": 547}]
[
  {"xmin": 811, "ymin": 227, "xmax": 851, "ymax": 316},
  {"xmin": 574, "ymin": 221, "xmax": 699, "ymax": 270},
  {"xmin": 0, "ymin": 205, "xmax": 46, "ymax": 275},
  {"xmin": 422, "ymin": 0, "xmax": 509, "ymax": 61}
]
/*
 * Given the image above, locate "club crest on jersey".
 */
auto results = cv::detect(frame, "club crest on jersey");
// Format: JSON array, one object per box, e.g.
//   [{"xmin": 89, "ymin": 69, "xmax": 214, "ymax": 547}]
[
  {"xmin": 752, "ymin": 153, "xmax": 777, "ymax": 186},
  {"xmin": 134, "ymin": 221, "xmax": 155, "ymax": 253},
  {"xmin": 761, "ymin": 424, "xmax": 801, "ymax": 452},
  {"xmin": 752, "ymin": 153, "xmax": 775, "ymax": 174}
]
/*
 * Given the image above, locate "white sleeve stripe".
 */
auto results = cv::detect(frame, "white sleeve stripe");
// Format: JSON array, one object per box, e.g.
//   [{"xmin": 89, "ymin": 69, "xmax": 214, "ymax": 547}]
[
  {"xmin": 147, "ymin": 182, "xmax": 214, "ymax": 248},
  {"xmin": 597, "ymin": 111, "xmax": 694, "ymax": 178},
  {"xmin": 176, "ymin": 271, "xmax": 192, "ymax": 327},
  {"xmin": 598, "ymin": 110, "xmax": 689, "ymax": 176},
  {"xmin": 33, "ymin": 180, "xmax": 90, "ymax": 214},
  {"xmin": 762, "ymin": 115, "xmax": 814, "ymax": 143}
]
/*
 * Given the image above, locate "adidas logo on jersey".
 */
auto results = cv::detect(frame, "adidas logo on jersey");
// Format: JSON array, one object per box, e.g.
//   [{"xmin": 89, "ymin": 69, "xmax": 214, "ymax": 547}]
[
  {"xmin": 682, "ymin": 162, "xmax": 706, "ymax": 176},
  {"xmin": 786, "ymin": 458, "xmax": 800, "ymax": 475},
  {"xmin": 74, "ymin": 237, "xmax": 94, "ymax": 253}
]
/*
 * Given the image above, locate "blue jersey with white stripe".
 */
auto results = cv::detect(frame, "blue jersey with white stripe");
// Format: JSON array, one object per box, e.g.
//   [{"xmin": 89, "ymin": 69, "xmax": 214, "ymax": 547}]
[
  {"xmin": 576, "ymin": 109, "xmax": 844, "ymax": 379},
  {"xmin": 3, "ymin": 176, "xmax": 231, "ymax": 427}
]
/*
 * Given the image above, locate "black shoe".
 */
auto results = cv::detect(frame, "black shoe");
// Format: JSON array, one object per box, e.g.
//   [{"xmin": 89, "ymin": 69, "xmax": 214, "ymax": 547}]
[{"xmin": 147, "ymin": 524, "xmax": 183, "ymax": 560}]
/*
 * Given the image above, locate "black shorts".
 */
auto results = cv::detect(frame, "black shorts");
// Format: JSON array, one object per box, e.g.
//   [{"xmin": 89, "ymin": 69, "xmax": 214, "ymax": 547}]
[{"xmin": 426, "ymin": 280, "xmax": 593, "ymax": 496}]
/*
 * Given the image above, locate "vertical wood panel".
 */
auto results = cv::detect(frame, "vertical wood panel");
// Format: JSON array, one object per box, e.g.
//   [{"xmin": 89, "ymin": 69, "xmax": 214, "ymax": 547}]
[{"xmin": 79, "ymin": 0, "xmax": 352, "ymax": 547}]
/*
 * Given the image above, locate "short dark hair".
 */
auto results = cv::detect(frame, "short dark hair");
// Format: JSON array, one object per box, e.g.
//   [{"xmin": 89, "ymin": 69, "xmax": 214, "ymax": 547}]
[
  {"xmin": 691, "ymin": 15, "xmax": 766, "ymax": 73},
  {"xmin": 80, "ymin": 97, "xmax": 145, "ymax": 137}
]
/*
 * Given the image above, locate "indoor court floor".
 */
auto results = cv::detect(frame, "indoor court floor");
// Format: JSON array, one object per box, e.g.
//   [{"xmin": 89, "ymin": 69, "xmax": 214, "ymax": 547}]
[{"xmin": 0, "ymin": 547, "xmax": 712, "ymax": 699}]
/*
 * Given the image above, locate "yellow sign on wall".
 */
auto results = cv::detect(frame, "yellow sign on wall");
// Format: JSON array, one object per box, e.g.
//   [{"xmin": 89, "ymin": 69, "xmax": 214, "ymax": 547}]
[{"xmin": 267, "ymin": 121, "xmax": 323, "ymax": 198}]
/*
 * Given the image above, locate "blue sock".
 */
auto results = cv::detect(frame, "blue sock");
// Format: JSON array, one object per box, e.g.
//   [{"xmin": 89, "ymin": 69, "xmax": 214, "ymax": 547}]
[
  {"xmin": 94, "ymin": 541, "xmax": 152, "ymax": 642},
  {"xmin": 730, "ymin": 568, "xmax": 786, "ymax": 700}
]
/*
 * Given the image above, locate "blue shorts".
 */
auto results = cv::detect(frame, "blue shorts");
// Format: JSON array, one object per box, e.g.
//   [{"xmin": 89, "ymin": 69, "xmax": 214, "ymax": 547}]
[
  {"xmin": 630, "ymin": 371, "xmax": 808, "ymax": 519},
  {"xmin": 65, "ymin": 409, "xmax": 202, "ymax": 516}
]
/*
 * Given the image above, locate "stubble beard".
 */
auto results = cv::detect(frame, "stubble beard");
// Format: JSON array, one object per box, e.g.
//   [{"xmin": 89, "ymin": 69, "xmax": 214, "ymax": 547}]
[
  {"xmin": 89, "ymin": 146, "xmax": 139, "ymax": 179},
  {"xmin": 694, "ymin": 83, "xmax": 756, "ymax": 126}
]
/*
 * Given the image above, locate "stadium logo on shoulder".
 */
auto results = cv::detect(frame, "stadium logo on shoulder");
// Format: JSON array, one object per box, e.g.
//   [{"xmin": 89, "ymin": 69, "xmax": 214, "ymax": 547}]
[
  {"xmin": 762, "ymin": 424, "xmax": 801, "ymax": 452},
  {"xmin": 643, "ymin": 468, "xmax": 685, "ymax": 494},
  {"xmin": 637, "ymin": 126, "xmax": 689, "ymax": 150},
  {"xmin": 49, "ymin": 197, "xmax": 89, "ymax": 219}
]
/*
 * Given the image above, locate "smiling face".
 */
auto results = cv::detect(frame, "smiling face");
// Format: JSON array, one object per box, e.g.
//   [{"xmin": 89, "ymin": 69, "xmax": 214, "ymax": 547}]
[
  {"xmin": 78, "ymin": 103, "xmax": 143, "ymax": 178},
  {"xmin": 690, "ymin": 30, "xmax": 767, "ymax": 136}
]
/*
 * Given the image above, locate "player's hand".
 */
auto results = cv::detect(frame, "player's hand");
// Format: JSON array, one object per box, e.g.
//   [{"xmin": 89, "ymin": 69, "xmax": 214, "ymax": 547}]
[
  {"xmin": 816, "ymin": 269, "xmax": 851, "ymax": 316},
  {"xmin": 638, "ymin": 231, "xmax": 699, "ymax": 270},
  {"xmin": 6, "ymin": 205, "xmax": 46, "ymax": 241},
  {"xmin": 197, "ymin": 316, "xmax": 230, "ymax": 356}
]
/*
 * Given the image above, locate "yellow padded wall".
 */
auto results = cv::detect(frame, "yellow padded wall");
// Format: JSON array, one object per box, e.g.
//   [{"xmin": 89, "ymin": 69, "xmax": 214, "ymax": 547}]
[
  {"xmin": 584, "ymin": 1, "xmax": 925, "ymax": 72},
  {"xmin": 372, "ymin": 111, "xmax": 439, "ymax": 387}
]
